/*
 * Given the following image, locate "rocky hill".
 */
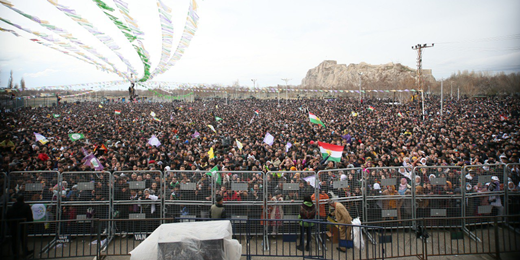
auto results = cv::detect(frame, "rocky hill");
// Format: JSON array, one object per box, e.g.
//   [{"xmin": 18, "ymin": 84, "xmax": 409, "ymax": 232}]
[{"xmin": 301, "ymin": 60, "xmax": 435, "ymax": 90}]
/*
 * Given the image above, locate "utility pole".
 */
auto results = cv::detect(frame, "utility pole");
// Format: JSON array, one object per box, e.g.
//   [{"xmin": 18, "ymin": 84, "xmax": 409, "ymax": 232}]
[
  {"xmin": 451, "ymin": 81, "xmax": 453, "ymax": 100},
  {"xmin": 458, "ymin": 85, "xmax": 460, "ymax": 100},
  {"xmin": 412, "ymin": 43, "xmax": 434, "ymax": 120},
  {"xmin": 441, "ymin": 79, "xmax": 443, "ymax": 118},
  {"xmin": 281, "ymin": 78, "xmax": 291, "ymax": 104},
  {"xmin": 358, "ymin": 72, "xmax": 363, "ymax": 103}
]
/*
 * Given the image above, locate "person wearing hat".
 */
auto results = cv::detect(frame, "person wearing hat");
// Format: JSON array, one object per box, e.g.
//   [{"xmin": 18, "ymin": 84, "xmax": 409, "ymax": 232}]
[
  {"xmin": 210, "ymin": 195, "xmax": 227, "ymax": 219},
  {"xmin": 297, "ymin": 195, "xmax": 316, "ymax": 252},
  {"xmin": 328, "ymin": 200, "xmax": 353, "ymax": 252}
]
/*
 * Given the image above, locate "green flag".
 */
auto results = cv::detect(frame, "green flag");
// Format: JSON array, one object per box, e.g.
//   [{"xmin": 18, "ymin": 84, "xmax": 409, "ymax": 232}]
[
  {"xmin": 206, "ymin": 165, "xmax": 221, "ymax": 185},
  {"xmin": 215, "ymin": 116, "xmax": 223, "ymax": 121},
  {"xmin": 68, "ymin": 133, "xmax": 85, "ymax": 142},
  {"xmin": 53, "ymin": 114, "xmax": 60, "ymax": 118}
]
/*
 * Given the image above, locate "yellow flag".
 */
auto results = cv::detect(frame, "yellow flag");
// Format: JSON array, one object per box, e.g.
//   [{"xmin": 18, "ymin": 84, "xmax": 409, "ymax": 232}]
[
  {"xmin": 208, "ymin": 147, "xmax": 215, "ymax": 159},
  {"xmin": 208, "ymin": 125, "xmax": 216, "ymax": 133},
  {"xmin": 99, "ymin": 104, "xmax": 103, "ymax": 108}
]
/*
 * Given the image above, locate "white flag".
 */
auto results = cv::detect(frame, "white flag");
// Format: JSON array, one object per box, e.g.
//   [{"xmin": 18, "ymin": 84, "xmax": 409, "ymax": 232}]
[
  {"xmin": 147, "ymin": 135, "xmax": 161, "ymax": 147},
  {"xmin": 236, "ymin": 139, "xmax": 243, "ymax": 151},
  {"xmin": 285, "ymin": 142, "xmax": 292, "ymax": 153},
  {"xmin": 34, "ymin": 132, "xmax": 49, "ymax": 144},
  {"xmin": 263, "ymin": 132, "xmax": 274, "ymax": 146}
]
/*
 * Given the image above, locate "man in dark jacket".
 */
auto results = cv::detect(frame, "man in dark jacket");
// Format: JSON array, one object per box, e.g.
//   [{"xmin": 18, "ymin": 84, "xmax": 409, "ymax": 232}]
[
  {"xmin": 297, "ymin": 195, "xmax": 316, "ymax": 252},
  {"xmin": 210, "ymin": 195, "xmax": 226, "ymax": 219},
  {"xmin": 6, "ymin": 195, "xmax": 34, "ymax": 259}
]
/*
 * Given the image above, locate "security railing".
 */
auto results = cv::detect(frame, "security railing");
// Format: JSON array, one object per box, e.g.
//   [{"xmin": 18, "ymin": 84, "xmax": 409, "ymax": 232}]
[
  {"xmin": 2, "ymin": 216, "xmax": 518, "ymax": 259},
  {"xmin": 1, "ymin": 165, "xmax": 520, "ymax": 258}
]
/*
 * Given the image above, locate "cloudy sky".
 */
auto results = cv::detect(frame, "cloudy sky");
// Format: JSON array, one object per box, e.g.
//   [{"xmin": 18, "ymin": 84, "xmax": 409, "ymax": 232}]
[{"xmin": 0, "ymin": 0, "xmax": 519, "ymax": 89}]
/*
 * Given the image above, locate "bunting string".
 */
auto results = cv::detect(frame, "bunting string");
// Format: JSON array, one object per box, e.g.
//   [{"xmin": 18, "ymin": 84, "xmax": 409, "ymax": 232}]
[
  {"xmin": 91, "ymin": 0, "xmax": 151, "ymax": 82},
  {"xmin": 150, "ymin": 0, "xmax": 199, "ymax": 79},
  {"xmin": 151, "ymin": 0, "xmax": 174, "ymax": 78},
  {"xmin": 0, "ymin": 18, "xmax": 119, "ymax": 75},
  {"xmin": 46, "ymin": 0, "xmax": 136, "ymax": 79},
  {"xmin": 0, "ymin": 0, "xmax": 127, "ymax": 79}
]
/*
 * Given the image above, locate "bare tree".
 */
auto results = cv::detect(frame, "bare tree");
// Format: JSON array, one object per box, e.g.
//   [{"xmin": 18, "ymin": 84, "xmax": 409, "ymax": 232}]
[
  {"xmin": 7, "ymin": 70, "xmax": 13, "ymax": 89},
  {"xmin": 20, "ymin": 77, "xmax": 26, "ymax": 92}
]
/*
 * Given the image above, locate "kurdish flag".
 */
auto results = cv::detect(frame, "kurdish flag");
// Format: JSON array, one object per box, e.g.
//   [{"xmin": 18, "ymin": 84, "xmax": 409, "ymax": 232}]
[
  {"xmin": 153, "ymin": 117, "xmax": 162, "ymax": 122},
  {"xmin": 206, "ymin": 165, "xmax": 221, "ymax": 185},
  {"xmin": 69, "ymin": 133, "xmax": 85, "ymax": 142},
  {"xmin": 397, "ymin": 112, "xmax": 403, "ymax": 117},
  {"xmin": 254, "ymin": 110, "xmax": 259, "ymax": 116},
  {"xmin": 309, "ymin": 112, "xmax": 325, "ymax": 127},
  {"xmin": 53, "ymin": 114, "xmax": 60, "ymax": 118},
  {"xmin": 115, "ymin": 110, "xmax": 121, "ymax": 115},
  {"xmin": 368, "ymin": 106, "xmax": 375, "ymax": 111},
  {"xmin": 318, "ymin": 141, "xmax": 344, "ymax": 162}
]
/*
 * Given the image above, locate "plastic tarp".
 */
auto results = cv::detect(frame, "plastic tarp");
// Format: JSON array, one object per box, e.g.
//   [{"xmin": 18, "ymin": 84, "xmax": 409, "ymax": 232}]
[
  {"xmin": 130, "ymin": 220, "xmax": 241, "ymax": 260},
  {"xmin": 352, "ymin": 217, "xmax": 365, "ymax": 249}
]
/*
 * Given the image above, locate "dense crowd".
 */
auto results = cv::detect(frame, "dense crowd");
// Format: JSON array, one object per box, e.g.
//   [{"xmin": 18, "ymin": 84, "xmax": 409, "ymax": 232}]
[{"xmin": 1, "ymin": 95, "xmax": 520, "ymax": 222}]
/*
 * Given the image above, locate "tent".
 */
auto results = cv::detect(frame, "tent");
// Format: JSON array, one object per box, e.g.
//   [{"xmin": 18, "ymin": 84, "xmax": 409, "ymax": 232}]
[{"xmin": 130, "ymin": 220, "xmax": 241, "ymax": 260}]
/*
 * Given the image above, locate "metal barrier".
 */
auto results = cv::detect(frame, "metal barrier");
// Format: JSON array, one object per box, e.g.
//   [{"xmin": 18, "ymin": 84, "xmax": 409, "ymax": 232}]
[
  {"xmin": 505, "ymin": 163, "xmax": 520, "ymax": 217},
  {"xmin": 1, "ymin": 168, "xmax": 520, "ymax": 259},
  {"xmin": 112, "ymin": 170, "xmax": 163, "ymax": 236},
  {"xmin": 215, "ymin": 171, "xmax": 264, "ymax": 235},
  {"xmin": 364, "ymin": 166, "xmax": 413, "ymax": 225},
  {"xmin": 1, "ymin": 213, "xmax": 519, "ymax": 259},
  {"xmin": 59, "ymin": 171, "xmax": 112, "ymax": 238},
  {"xmin": 414, "ymin": 166, "xmax": 464, "ymax": 227},
  {"xmin": 7, "ymin": 171, "xmax": 60, "ymax": 238},
  {"xmin": 462, "ymin": 164, "xmax": 507, "ymax": 227},
  {"xmin": 163, "ymin": 170, "xmax": 214, "ymax": 221},
  {"xmin": 264, "ymin": 171, "xmax": 316, "ymax": 251},
  {"xmin": 318, "ymin": 168, "xmax": 362, "ymax": 220}
]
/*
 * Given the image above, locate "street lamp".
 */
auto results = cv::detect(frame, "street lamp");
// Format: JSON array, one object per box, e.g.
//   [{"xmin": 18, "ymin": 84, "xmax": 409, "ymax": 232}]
[{"xmin": 281, "ymin": 78, "xmax": 291, "ymax": 104}]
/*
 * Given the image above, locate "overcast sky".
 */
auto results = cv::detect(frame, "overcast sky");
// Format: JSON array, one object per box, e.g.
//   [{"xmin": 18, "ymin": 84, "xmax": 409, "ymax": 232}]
[{"xmin": 1, "ymin": 0, "xmax": 519, "ymax": 89}]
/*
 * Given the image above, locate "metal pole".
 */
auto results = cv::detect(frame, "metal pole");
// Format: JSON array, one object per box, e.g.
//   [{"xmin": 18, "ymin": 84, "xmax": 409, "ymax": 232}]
[
  {"xmin": 358, "ymin": 73, "xmax": 363, "ymax": 103},
  {"xmin": 451, "ymin": 81, "xmax": 453, "ymax": 100},
  {"xmin": 421, "ymin": 90, "xmax": 425, "ymax": 120},
  {"xmin": 441, "ymin": 79, "xmax": 443, "ymax": 118},
  {"xmin": 458, "ymin": 86, "xmax": 460, "ymax": 100}
]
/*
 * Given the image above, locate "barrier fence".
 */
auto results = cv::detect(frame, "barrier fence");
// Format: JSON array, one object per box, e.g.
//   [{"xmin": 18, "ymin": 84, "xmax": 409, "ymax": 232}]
[
  {"xmin": 1, "ymin": 164, "xmax": 520, "ymax": 258},
  {"xmin": 2, "ymin": 216, "xmax": 519, "ymax": 260}
]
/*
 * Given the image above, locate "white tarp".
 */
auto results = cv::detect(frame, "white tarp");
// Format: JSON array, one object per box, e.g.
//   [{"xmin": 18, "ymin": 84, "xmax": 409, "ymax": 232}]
[{"xmin": 130, "ymin": 220, "xmax": 241, "ymax": 260}]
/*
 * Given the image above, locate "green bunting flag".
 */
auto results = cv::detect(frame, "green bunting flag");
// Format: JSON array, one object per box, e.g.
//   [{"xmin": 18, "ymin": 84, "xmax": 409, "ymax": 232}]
[
  {"xmin": 215, "ymin": 116, "xmax": 223, "ymax": 121},
  {"xmin": 53, "ymin": 114, "xmax": 60, "ymax": 118},
  {"xmin": 68, "ymin": 133, "xmax": 85, "ymax": 142}
]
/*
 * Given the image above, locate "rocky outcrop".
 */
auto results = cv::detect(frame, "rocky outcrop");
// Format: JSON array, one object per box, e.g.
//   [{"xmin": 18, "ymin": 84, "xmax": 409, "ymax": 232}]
[{"xmin": 301, "ymin": 60, "xmax": 435, "ymax": 89}]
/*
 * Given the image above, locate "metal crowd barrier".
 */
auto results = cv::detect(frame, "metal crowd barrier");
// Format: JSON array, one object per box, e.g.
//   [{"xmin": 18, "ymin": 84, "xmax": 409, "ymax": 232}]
[
  {"xmin": 2, "ymin": 216, "xmax": 519, "ymax": 259},
  {"xmin": 1, "ymin": 164, "xmax": 519, "ymax": 257}
]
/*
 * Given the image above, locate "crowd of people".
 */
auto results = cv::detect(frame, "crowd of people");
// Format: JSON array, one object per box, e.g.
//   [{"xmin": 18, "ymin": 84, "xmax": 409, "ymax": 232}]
[{"xmin": 1, "ymin": 95, "xmax": 519, "ymax": 228}]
